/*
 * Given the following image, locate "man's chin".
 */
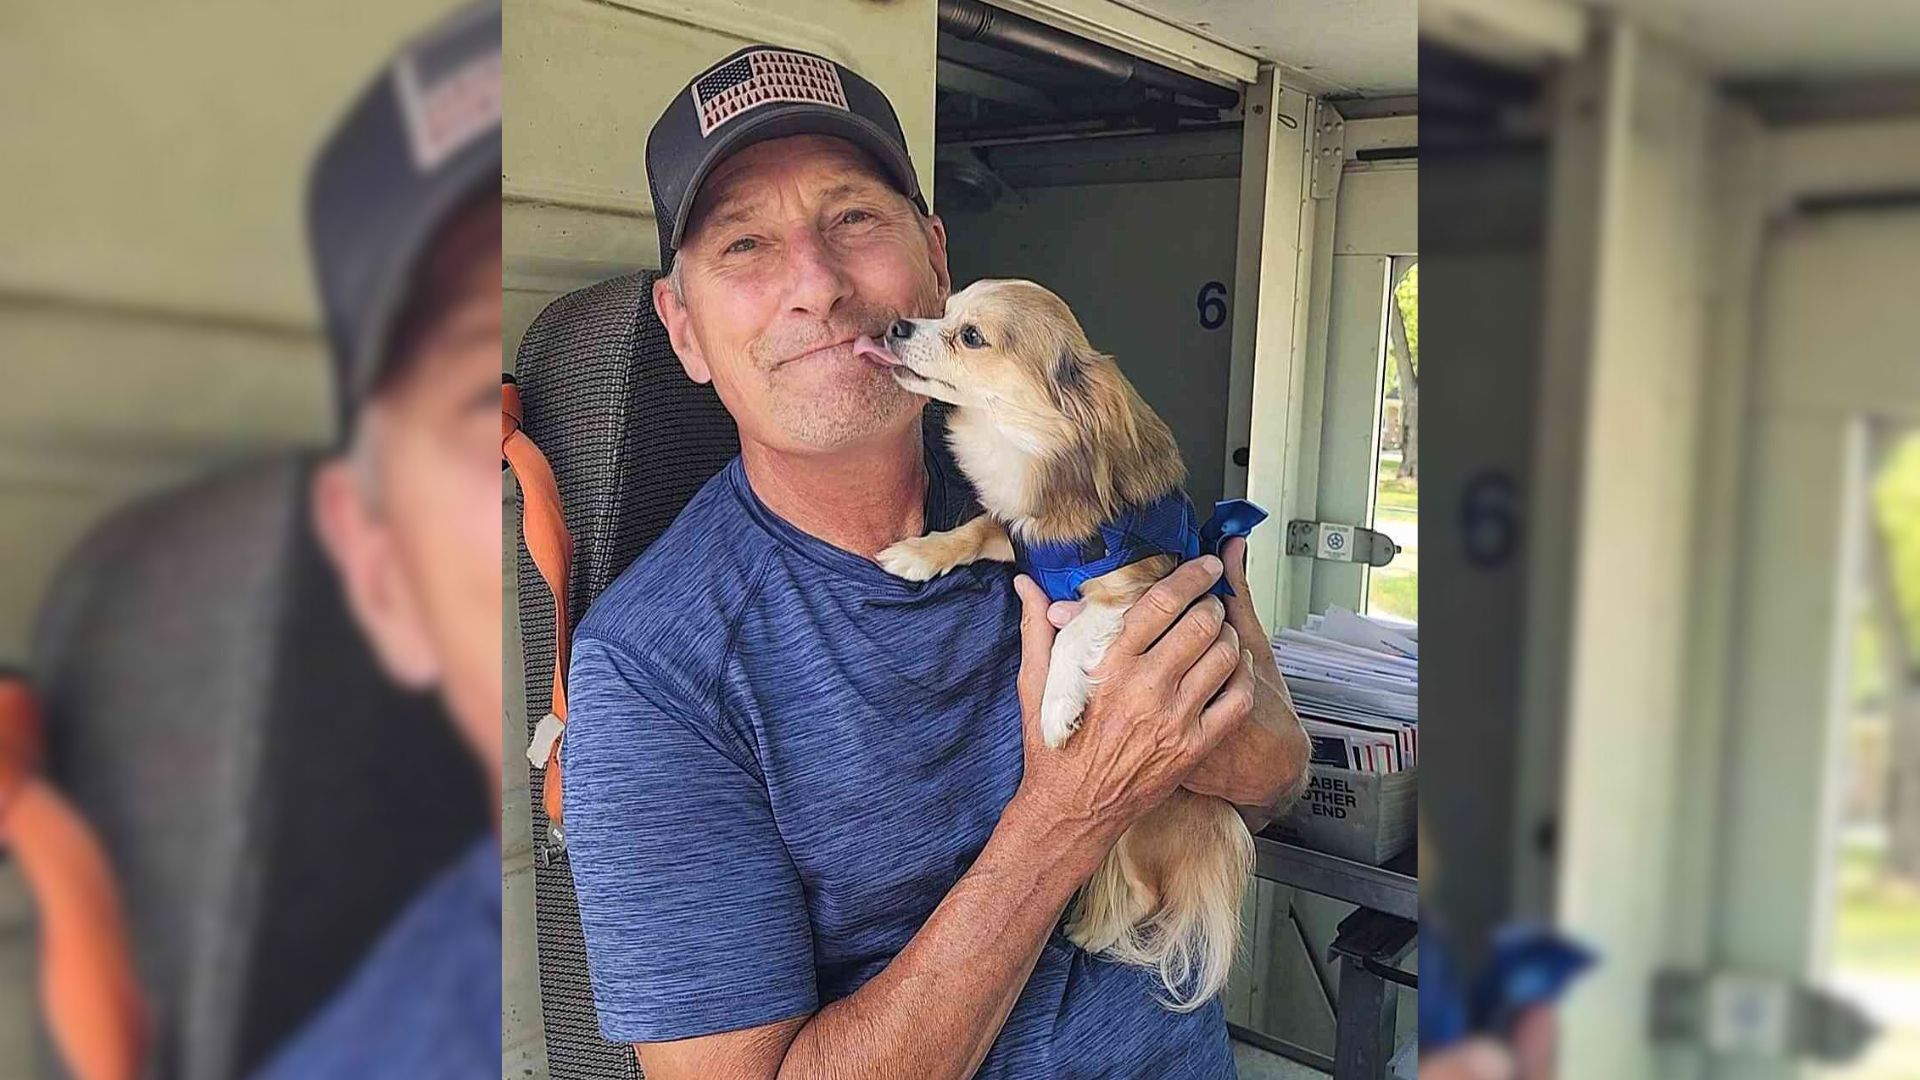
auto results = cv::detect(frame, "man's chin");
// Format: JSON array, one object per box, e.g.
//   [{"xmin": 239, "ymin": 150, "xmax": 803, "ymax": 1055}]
[{"xmin": 770, "ymin": 371, "xmax": 924, "ymax": 450}]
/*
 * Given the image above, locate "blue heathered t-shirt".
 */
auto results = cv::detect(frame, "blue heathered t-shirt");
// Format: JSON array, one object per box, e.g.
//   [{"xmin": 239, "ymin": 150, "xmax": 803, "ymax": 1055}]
[
  {"xmin": 563, "ymin": 452, "xmax": 1233, "ymax": 1079},
  {"xmin": 251, "ymin": 836, "xmax": 501, "ymax": 1080}
]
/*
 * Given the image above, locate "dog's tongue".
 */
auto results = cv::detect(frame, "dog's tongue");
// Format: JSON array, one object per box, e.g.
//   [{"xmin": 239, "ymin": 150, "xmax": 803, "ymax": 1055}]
[{"xmin": 853, "ymin": 334, "xmax": 901, "ymax": 367}]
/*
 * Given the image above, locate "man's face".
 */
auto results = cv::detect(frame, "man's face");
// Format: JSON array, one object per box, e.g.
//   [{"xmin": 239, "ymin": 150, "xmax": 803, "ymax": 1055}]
[
  {"xmin": 655, "ymin": 134, "xmax": 951, "ymax": 453},
  {"xmin": 312, "ymin": 238, "xmax": 504, "ymax": 789}
]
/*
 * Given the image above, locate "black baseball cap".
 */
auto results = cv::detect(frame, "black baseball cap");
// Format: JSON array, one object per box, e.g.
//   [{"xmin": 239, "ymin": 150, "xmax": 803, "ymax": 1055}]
[
  {"xmin": 307, "ymin": 0, "xmax": 501, "ymax": 437},
  {"xmin": 646, "ymin": 46, "xmax": 927, "ymax": 270}
]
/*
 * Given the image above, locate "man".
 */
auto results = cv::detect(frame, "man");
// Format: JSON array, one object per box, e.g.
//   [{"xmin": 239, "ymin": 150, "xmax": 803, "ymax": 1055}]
[
  {"xmin": 564, "ymin": 46, "xmax": 1311, "ymax": 1078},
  {"xmin": 252, "ymin": 3, "xmax": 503, "ymax": 1076}
]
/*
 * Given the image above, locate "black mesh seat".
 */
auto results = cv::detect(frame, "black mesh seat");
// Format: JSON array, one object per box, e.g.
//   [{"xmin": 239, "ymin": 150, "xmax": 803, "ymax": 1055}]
[
  {"xmin": 31, "ymin": 455, "xmax": 491, "ymax": 1079},
  {"xmin": 512, "ymin": 271, "xmax": 739, "ymax": 1079}
]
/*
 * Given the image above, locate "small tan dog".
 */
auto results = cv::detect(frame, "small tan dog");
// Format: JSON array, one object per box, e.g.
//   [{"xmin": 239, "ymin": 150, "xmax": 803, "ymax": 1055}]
[{"xmin": 855, "ymin": 279, "xmax": 1255, "ymax": 1010}]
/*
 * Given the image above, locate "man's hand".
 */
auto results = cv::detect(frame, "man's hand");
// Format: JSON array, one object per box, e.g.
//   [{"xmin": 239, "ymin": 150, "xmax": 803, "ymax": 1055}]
[
  {"xmin": 1041, "ymin": 538, "xmax": 1311, "ymax": 826},
  {"xmin": 1009, "ymin": 556, "xmax": 1252, "ymax": 853}
]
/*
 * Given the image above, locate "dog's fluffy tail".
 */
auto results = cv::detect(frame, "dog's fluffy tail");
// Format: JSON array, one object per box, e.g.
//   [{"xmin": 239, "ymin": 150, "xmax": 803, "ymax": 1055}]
[{"xmin": 1072, "ymin": 801, "xmax": 1255, "ymax": 1012}]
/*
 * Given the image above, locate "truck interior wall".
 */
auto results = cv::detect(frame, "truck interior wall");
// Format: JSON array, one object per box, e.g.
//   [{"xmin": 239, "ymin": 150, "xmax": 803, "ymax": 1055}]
[
  {"xmin": 1421, "ymin": 140, "xmax": 1550, "ymax": 968},
  {"xmin": 942, "ymin": 146, "xmax": 1240, "ymax": 513}
]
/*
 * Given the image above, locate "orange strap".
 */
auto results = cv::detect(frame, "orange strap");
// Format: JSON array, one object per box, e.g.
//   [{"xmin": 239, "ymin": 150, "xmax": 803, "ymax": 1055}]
[
  {"xmin": 503, "ymin": 380, "xmax": 575, "ymax": 825},
  {"xmin": 0, "ymin": 679, "xmax": 146, "ymax": 1080}
]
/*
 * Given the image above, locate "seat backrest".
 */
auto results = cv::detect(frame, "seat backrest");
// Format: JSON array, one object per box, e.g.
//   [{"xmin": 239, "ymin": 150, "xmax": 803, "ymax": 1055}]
[
  {"xmin": 513, "ymin": 270, "xmax": 739, "ymax": 1079},
  {"xmin": 32, "ymin": 455, "xmax": 490, "ymax": 1079}
]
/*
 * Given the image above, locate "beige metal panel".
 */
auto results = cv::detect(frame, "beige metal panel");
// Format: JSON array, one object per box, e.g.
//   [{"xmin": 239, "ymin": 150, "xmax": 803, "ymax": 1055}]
[
  {"xmin": 1765, "ymin": 117, "xmax": 1920, "ymax": 213},
  {"xmin": 1278, "ymin": 171, "xmax": 1342, "ymax": 632},
  {"xmin": 1343, "ymin": 115, "xmax": 1417, "ymax": 158},
  {"xmin": 1225, "ymin": 68, "xmax": 1322, "ymax": 631},
  {"xmin": 1705, "ymin": 417, "xmax": 1863, "ymax": 1080},
  {"xmin": 1121, "ymin": 0, "xmax": 1417, "ymax": 98},
  {"xmin": 1652, "ymin": 99, "xmax": 1769, "ymax": 1080},
  {"xmin": 992, "ymin": 0, "xmax": 1259, "ymax": 88},
  {"xmin": 0, "ymin": 2, "xmax": 452, "ymax": 661},
  {"xmin": 1524, "ymin": 24, "xmax": 1719, "ymax": 1080},
  {"xmin": 1749, "ymin": 211, "xmax": 1920, "ymax": 422},
  {"xmin": 1333, "ymin": 165, "xmax": 1418, "ymax": 256},
  {"xmin": 1420, "ymin": 0, "xmax": 1587, "ymax": 68},
  {"xmin": 0, "ymin": 1, "xmax": 460, "ymax": 328},
  {"xmin": 1306, "ymin": 256, "xmax": 1390, "ymax": 616}
]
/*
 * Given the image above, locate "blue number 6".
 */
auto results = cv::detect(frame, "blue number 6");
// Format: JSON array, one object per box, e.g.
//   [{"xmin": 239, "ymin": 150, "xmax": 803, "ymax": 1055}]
[{"xmin": 1197, "ymin": 281, "xmax": 1227, "ymax": 330}]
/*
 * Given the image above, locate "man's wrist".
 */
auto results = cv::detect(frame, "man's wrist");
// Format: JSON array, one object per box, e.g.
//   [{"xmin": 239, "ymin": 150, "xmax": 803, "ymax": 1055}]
[{"xmin": 1000, "ymin": 786, "xmax": 1117, "ymax": 885}]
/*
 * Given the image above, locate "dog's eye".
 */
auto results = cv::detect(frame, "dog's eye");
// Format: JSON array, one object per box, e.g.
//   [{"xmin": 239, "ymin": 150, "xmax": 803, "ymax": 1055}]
[{"xmin": 959, "ymin": 325, "xmax": 987, "ymax": 349}]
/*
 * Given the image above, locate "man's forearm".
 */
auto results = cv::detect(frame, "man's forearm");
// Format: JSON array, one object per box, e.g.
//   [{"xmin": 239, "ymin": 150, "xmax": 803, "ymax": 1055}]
[{"xmin": 777, "ymin": 792, "xmax": 1108, "ymax": 1080}]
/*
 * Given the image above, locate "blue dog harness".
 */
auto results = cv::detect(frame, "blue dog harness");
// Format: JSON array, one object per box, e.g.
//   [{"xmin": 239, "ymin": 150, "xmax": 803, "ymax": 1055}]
[{"xmin": 1011, "ymin": 493, "xmax": 1269, "ymax": 603}]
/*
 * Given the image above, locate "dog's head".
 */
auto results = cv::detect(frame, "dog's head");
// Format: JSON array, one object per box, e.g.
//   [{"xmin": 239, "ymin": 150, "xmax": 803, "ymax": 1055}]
[
  {"xmin": 853, "ymin": 279, "xmax": 1181, "ymax": 523},
  {"xmin": 853, "ymin": 279, "xmax": 1095, "ymax": 422}
]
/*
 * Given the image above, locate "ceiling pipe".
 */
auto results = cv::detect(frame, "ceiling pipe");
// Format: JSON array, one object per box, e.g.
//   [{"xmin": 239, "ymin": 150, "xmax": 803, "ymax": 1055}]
[{"xmin": 936, "ymin": 0, "xmax": 1240, "ymax": 111}]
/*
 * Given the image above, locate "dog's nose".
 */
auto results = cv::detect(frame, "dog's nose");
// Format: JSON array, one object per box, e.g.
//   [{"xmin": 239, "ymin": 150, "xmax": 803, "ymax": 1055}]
[{"xmin": 887, "ymin": 319, "xmax": 914, "ymax": 341}]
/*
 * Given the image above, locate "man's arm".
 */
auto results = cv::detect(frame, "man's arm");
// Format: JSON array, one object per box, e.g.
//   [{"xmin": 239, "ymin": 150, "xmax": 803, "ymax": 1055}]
[{"xmin": 636, "ymin": 557, "xmax": 1253, "ymax": 1080}]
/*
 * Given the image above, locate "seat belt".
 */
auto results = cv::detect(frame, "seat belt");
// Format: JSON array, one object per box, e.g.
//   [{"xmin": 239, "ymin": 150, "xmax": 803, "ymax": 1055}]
[
  {"xmin": 502, "ymin": 377, "xmax": 574, "ymax": 826},
  {"xmin": 0, "ymin": 677, "xmax": 146, "ymax": 1080}
]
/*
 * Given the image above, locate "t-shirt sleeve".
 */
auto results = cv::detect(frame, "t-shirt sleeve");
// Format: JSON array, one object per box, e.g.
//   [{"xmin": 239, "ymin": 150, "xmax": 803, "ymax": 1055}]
[{"xmin": 562, "ymin": 634, "xmax": 818, "ymax": 1043}]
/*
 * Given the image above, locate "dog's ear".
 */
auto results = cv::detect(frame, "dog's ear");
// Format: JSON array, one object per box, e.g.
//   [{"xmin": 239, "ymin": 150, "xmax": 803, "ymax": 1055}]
[{"xmin": 1047, "ymin": 343, "xmax": 1089, "ymax": 409}]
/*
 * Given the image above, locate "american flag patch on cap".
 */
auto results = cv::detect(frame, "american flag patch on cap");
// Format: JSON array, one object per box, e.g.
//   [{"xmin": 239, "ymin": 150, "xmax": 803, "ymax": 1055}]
[
  {"xmin": 392, "ymin": 5, "xmax": 501, "ymax": 172},
  {"xmin": 693, "ymin": 49, "xmax": 849, "ymax": 138}
]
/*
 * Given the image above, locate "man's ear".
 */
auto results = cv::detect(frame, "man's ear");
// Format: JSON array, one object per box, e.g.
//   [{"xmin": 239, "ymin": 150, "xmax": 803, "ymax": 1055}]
[
  {"xmin": 923, "ymin": 213, "xmax": 952, "ymax": 306},
  {"xmin": 310, "ymin": 455, "xmax": 440, "ymax": 689},
  {"xmin": 653, "ymin": 274, "xmax": 712, "ymax": 384}
]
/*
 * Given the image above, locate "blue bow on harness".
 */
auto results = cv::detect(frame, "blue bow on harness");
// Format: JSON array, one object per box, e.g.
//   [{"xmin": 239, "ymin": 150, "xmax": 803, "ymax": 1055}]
[
  {"xmin": 1011, "ymin": 493, "xmax": 1269, "ymax": 604},
  {"xmin": 1420, "ymin": 916, "xmax": 1596, "ymax": 1050}
]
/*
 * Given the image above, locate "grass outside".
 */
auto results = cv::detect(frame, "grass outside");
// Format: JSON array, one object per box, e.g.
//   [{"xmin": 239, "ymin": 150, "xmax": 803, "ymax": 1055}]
[
  {"xmin": 1376, "ymin": 450, "xmax": 1416, "ymax": 515},
  {"xmin": 1834, "ymin": 844, "xmax": 1920, "ymax": 972},
  {"xmin": 1830, "ymin": 836, "xmax": 1920, "ymax": 1079},
  {"xmin": 1368, "ymin": 450, "xmax": 1417, "ymax": 622}
]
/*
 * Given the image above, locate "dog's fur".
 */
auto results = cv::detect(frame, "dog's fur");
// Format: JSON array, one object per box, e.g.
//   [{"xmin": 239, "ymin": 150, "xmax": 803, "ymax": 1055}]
[{"xmin": 860, "ymin": 279, "xmax": 1255, "ymax": 1011}]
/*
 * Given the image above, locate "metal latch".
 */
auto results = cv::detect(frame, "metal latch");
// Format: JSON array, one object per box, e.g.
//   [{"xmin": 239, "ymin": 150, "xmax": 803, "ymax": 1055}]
[
  {"xmin": 1651, "ymin": 970, "xmax": 1878, "ymax": 1063},
  {"xmin": 1287, "ymin": 520, "xmax": 1400, "ymax": 567}
]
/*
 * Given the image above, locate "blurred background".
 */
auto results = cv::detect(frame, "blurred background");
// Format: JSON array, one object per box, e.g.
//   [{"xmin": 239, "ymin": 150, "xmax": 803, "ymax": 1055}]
[
  {"xmin": 0, "ymin": 2, "xmax": 491, "ymax": 1076},
  {"xmin": 1419, "ymin": 0, "xmax": 1920, "ymax": 1077}
]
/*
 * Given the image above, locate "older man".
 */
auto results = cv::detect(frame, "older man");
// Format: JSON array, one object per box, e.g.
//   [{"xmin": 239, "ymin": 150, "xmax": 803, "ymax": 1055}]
[
  {"xmin": 563, "ymin": 46, "xmax": 1310, "ymax": 1079},
  {"xmin": 255, "ymin": 4, "xmax": 502, "ymax": 1077}
]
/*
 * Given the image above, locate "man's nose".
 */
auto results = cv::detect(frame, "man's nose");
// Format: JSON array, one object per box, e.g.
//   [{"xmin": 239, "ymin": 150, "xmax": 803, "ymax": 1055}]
[
  {"xmin": 782, "ymin": 228, "xmax": 853, "ymax": 318},
  {"xmin": 887, "ymin": 320, "xmax": 914, "ymax": 342}
]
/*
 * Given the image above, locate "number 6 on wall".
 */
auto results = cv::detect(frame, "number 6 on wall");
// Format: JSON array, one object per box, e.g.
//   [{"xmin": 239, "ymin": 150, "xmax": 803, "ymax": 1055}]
[{"xmin": 1196, "ymin": 280, "xmax": 1227, "ymax": 330}]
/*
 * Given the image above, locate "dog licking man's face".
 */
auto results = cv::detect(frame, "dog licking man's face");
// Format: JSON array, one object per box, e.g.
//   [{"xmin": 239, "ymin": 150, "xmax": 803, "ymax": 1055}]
[{"xmin": 853, "ymin": 279, "xmax": 1106, "ymax": 434}]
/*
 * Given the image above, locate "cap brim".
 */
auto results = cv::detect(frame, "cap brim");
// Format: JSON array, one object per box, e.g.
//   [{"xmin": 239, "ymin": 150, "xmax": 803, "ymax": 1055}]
[{"xmin": 668, "ymin": 104, "xmax": 924, "ymax": 252}]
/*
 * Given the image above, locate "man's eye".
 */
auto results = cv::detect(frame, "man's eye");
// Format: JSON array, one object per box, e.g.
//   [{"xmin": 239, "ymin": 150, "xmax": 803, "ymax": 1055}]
[
  {"xmin": 724, "ymin": 237, "xmax": 758, "ymax": 254},
  {"xmin": 841, "ymin": 209, "xmax": 874, "ymax": 225},
  {"xmin": 959, "ymin": 325, "xmax": 987, "ymax": 349}
]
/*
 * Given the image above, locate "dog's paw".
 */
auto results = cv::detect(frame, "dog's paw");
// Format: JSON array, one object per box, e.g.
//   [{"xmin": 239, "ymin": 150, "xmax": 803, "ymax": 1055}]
[
  {"xmin": 1064, "ymin": 921, "xmax": 1104, "ymax": 954},
  {"xmin": 877, "ymin": 538, "xmax": 949, "ymax": 582},
  {"xmin": 1039, "ymin": 694, "xmax": 1084, "ymax": 749}
]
